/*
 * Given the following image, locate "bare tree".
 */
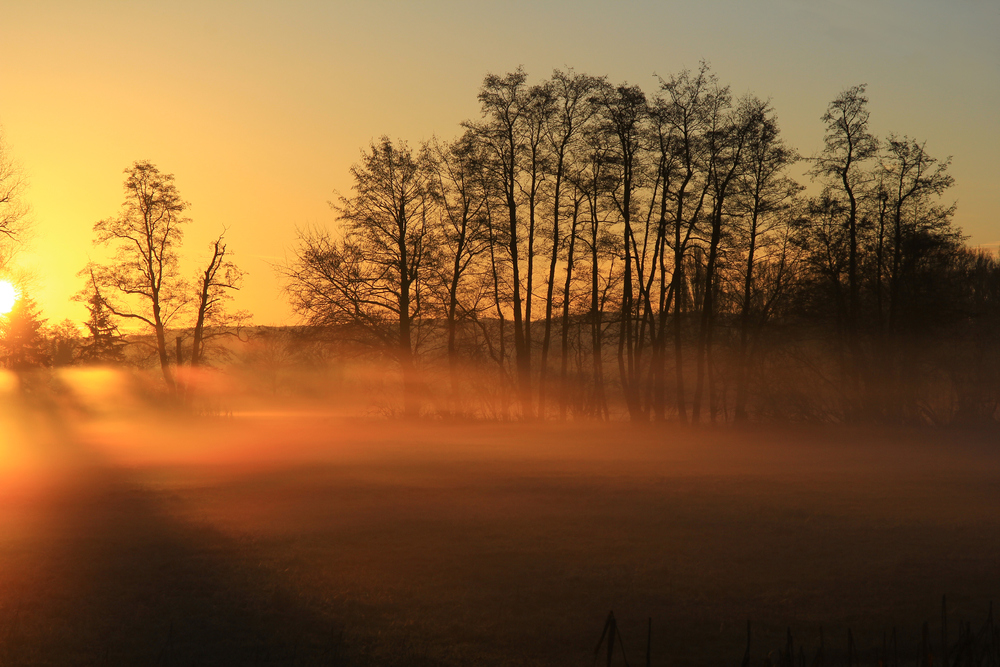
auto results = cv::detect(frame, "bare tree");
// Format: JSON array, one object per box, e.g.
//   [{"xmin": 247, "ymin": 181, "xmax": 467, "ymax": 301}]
[
  {"xmin": 190, "ymin": 233, "xmax": 247, "ymax": 366},
  {"xmin": 655, "ymin": 64, "xmax": 718, "ymax": 422},
  {"xmin": 809, "ymin": 85, "xmax": 878, "ymax": 409},
  {"xmin": 88, "ymin": 161, "xmax": 190, "ymax": 388},
  {"xmin": 594, "ymin": 80, "xmax": 649, "ymax": 421},
  {"xmin": 692, "ymin": 89, "xmax": 759, "ymax": 424},
  {"xmin": 284, "ymin": 137, "xmax": 432, "ymax": 417},
  {"xmin": 425, "ymin": 131, "xmax": 493, "ymax": 412},
  {"xmin": 466, "ymin": 68, "xmax": 535, "ymax": 417},
  {"xmin": 573, "ymin": 124, "xmax": 617, "ymax": 419},
  {"xmin": 538, "ymin": 69, "xmax": 602, "ymax": 417},
  {"xmin": 0, "ymin": 129, "xmax": 30, "ymax": 269},
  {"xmin": 731, "ymin": 99, "xmax": 801, "ymax": 421},
  {"xmin": 880, "ymin": 136, "xmax": 955, "ymax": 333}
]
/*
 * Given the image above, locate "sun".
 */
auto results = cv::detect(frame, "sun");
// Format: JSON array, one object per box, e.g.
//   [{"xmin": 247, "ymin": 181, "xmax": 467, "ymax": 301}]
[{"xmin": 0, "ymin": 281, "xmax": 18, "ymax": 316}]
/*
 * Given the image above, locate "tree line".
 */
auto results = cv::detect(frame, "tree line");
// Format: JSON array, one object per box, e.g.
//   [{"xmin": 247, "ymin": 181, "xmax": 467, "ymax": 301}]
[
  {"xmin": 0, "ymin": 64, "xmax": 996, "ymax": 425},
  {"xmin": 283, "ymin": 65, "xmax": 998, "ymax": 425}
]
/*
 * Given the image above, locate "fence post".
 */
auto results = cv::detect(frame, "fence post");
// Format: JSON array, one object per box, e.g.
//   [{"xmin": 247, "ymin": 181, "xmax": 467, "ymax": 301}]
[
  {"xmin": 943, "ymin": 595, "xmax": 949, "ymax": 667},
  {"xmin": 646, "ymin": 617, "xmax": 651, "ymax": 667},
  {"xmin": 742, "ymin": 620, "xmax": 751, "ymax": 667}
]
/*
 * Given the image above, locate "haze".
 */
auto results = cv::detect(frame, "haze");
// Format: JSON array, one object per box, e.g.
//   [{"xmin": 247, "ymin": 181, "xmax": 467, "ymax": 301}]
[{"xmin": 1, "ymin": 2, "xmax": 1000, "ymax": 665}]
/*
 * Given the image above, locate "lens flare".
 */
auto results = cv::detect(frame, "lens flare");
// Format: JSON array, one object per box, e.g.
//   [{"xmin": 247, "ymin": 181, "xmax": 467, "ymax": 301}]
[{"xmin": 0, "ymin": 282, "xmax": 17, "ymax": 316}]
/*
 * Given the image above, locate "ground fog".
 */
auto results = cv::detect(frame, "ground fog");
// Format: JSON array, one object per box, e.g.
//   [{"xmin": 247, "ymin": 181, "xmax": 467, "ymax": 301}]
[{"xmin": 0, "ymin": 369, "xmax": 998, "ymax": 665}]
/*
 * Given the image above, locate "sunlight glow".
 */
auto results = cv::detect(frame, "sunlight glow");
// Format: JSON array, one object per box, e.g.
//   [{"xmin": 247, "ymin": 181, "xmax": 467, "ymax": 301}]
[{"xmin": 0, "ymin": 282, "xmax": 17, "ymax": 316}]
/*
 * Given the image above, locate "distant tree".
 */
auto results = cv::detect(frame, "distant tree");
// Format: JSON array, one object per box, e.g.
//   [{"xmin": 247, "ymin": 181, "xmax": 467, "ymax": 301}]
[
  {"xmin": 0, "ymin": 128, "xmax": 30, "ymax": 270},
  {"xmin": 654, "ymin": 63, "xmax": 721, "ymax": 422},
  {"xmin": 46, "ymin": 319, "xmax": 81, "ymax": 366},
  {"xmin": 76, "ymin": 281, "xmax": 127, "ymax": 364},
  {"xmin": 593, "ymin": 80, "xmax": 649, "ymax": 421},
  {"xmin": 87, "ymin": 161, "xmax": 189, "ymax": 387},
  {"xmin": 809, "ymin": 85, "xmax": 878, "ymax": 407},
  {"xmin": 878, "ymin": 136, "xmax": 957, "ymax": 334},
  {"xmin": 0, "ymin": 297, "xmax": 50, "ymax": 370},
  {"xmin": 284, "ymin": 137, "xmax": 433, "ymax": 418},
  {"xmin": 465, "ymin": 68, "xmax": 535, "ymax": 416},
  {"xmin": 190, "ymin": 232, "xmax": 248, "ymax": 366},
  {"xmin": 538, "ymin": 69, "xmax": 602, "ymax": 419},
  {"xmin": 730, "ymin": 99, "xmax": 801, "ymax": 421},
  {"xmin": 572, "ymin": 120, "xmax": 617, "ymax": 420},
  {"xmin": 946, "ymin": 249, "xmax": 1000, "ymax": 424},
  {"xmin": 425, "ymin": 131, "xmax": 493, "ymax": 411},
  {"xmin": 691, "ymin": 86, "xmax": 753, "ymax": 424}
]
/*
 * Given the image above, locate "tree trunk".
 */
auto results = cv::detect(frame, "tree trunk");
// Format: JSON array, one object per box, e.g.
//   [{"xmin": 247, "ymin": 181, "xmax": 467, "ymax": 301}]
[{"xmin": 558, "ymin": 196, "xmax": 580, "ymax": 420}]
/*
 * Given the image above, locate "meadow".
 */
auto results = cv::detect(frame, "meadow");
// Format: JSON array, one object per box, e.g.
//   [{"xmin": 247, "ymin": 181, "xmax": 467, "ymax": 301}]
[{"xmin": 1, "ymin": 380, "xmax": 999, "ymax": 665}]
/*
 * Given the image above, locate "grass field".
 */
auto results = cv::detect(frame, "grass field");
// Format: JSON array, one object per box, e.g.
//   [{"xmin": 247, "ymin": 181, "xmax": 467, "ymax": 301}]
[{"xmin": 1, "ymin": 402, "xmax": 999, "ymax": 665}]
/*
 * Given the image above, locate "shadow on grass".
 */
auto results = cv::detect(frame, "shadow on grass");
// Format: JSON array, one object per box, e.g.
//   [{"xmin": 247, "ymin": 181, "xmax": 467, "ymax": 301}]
[{"xmin": 0, "ymin": 466, "xmax": 446, "ymax": 666}]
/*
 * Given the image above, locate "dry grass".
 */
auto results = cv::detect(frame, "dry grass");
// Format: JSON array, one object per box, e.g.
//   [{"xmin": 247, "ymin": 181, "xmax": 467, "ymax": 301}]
[{"xmin": 1, "ymin": 410, "xmax": 999, "ymax": 665}]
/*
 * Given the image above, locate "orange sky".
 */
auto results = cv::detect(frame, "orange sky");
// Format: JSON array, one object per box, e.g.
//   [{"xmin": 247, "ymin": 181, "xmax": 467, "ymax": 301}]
[{"xmin": 0, "ymin": 0, "xmax": 997, "ymax": 327}]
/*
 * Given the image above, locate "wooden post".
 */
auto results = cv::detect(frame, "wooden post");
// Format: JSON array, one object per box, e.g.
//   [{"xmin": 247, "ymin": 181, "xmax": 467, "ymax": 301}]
[
  {"xmin": 943, "ymin": 595, "xmax": 949, "ymax": 667},
  {"xmin": 646, "ymin": 617, "xmax": 651, "ymax": 667},
  {"xmin": 607, "ymin": 612, "xmax": 616, "ymax": 667},
  {"xmin": 742, "ymin": 620, "xmax": 751, "ymax": 667},
  {"xmin": 922, "ymin": 620, "xmax": 931, "ymax": 667}
]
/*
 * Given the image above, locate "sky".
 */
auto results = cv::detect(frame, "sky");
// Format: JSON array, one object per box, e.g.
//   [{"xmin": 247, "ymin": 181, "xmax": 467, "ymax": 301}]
[{"xmin": 0, "ymin": 0, "xmax": 997, "ymax": 327}]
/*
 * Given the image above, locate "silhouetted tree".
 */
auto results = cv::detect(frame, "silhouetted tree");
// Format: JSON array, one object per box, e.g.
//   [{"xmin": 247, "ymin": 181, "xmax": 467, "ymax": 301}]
[
  {"xmin": 0, "ymin": 129, "xmax": 29, "ymax": 274},
  {"xmin": 594, "ymin": 80, "xmax": 649, "ymax": 421},
  {"xmin": 0, "ymin": 297, "xmax": 49, "ymax": 370},
  {"xmin": 880, "ymin": 136, "xmax": 957, "ymax": 333},
  {"xmin": 731, "ymin": 100, "xmax": 801, "ymax": 421},
  {"xmin": 77, "ymin": 285, "xmax": 127, "ymax": 364},
  {"xmin": 87, "ymin": 161, "xmax": 190, "ymax": 388},
  {"xmin": 285, "ymin": 137, "xmax": 432, "ymax": 418},
  {"xmin": 538, "ymin": 69, "xmax": 602, "ymax": 418},
  {"xmin": 190, "ymin": 233, "xmax": 247, "ymax": 366},
  {"xmin": 809, "ymin": 85, "xmax": 878, "ymax": 412},
  {"xmin": 0, "ymin": 130, "xmax": 28, "ymax": 243},
  {"xmin": 655, "ymin": 63, "xmax": 719, "ymax": 422},
  {"xmin": 466, "ymin": 68, "xmax": 535, "ymax": 417},
  {"xmin": 46, "ymin": 319, "xmax": 81, "ymax": 366},
  {"xmin": 572, "ymin": 121, "xmax": 617, "ymax": 419},
  {"xmin": 282, "ymin": 67, "xmax": 992, "ymax": 426},
  {"xmin": 691, "ymin": 86, "xmax": 750, "ymax": 423},
  {"xmin": 425, "ymin": 132, "xmax": 494, "ymax": 412}
]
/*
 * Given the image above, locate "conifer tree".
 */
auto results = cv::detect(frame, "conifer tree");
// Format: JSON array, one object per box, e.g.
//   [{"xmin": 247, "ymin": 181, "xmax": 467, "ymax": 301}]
[
  {"xmin": 0, "ymin": 297, "xmax": 50, "ymax": 370},
  {"xmin": 78, "ymin": 290, "xmax": 126, "ymax": 363}
]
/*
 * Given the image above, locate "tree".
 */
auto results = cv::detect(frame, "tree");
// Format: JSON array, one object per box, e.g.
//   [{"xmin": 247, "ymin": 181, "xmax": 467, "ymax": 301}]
[
  {"xmin": 809, "ymin": 85, "xmax": 878, "ymax": 409},
  {"xmin": 594, "ymin": 80, "xmax": 649, "ymax": 421},
  {"xmin": 466, "ymin": 68, "xmax": 535, "ymax": 417},
  {"xmin": 537, "ymin": 69, "xmax": 602, "ymax": 418},
  {"xmin": 77, "ymin": 284, "xmax": 127, "ymax": 364},
  {"xmin": 0, "ymin": 297, "xmax": 49, "ymax": 371},
  {"xmin": 879, "ymin": 136, "xmax": 956, "ymax": 334},
  {"xmin": 190, "ymin": 233, "xmax": 247, "ymax": 366},
  {"xmin": 47, "ymin": 319, "xmax": 81, "ymax": 366},
  {"xmin": 654, "ymin": 63, "xmax": 720, "ymax": 422},
  {"xmin": 87, "ymin": 161, "xmax": 189, "ymax": 387},
  {"xmin": 0, "ymin": 129, "xmax": 30, "ymax": 271},
  {"xmin": 284, "ymin": 137, "xmax": 433, "ymax": 417},
  {"xmin": 425, "ymin": 132, "xmax": 493, "ymax": 412},
  {"xmin": 573, "ymin": 123, "xmax": 617, "ymax": 419},
  {"xmin": 731, "ymin": 99, "xmax": 801, "ymax": 421}
]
